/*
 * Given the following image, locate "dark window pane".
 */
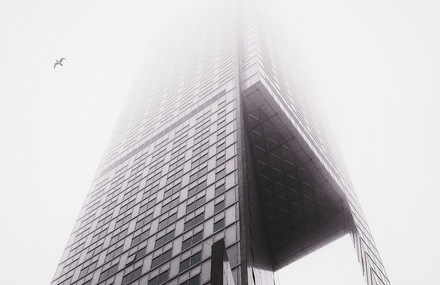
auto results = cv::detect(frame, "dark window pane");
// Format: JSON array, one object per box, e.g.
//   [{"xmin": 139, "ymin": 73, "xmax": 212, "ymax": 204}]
[
  {"xmin": 182, "ymin": 238, "xmax": 191, "ymax": 250},
  {"xmin": 188, "ymin": 275, "xmax": 200, "ymax": 285},
  {"xmin": 191, "ymin": 252, "xmax": 202, "ymax": 265},
  {"xmin": 214, "ymin": 200, "xmax": 225, "ymax": 213},
  {"xmin": 193, "ymin": 231, "xmax": 203, "ymax": 242},
  {"xmin": 214, "ymin": 218, "xmax": 225, "ymax": 232},
  {"xmin": 179, "ymin": 259, "xmax": 190, "ymax": 272},
  {"xmin": 158, "ymin": 270, "xmax": 169, "ymax": 284}
]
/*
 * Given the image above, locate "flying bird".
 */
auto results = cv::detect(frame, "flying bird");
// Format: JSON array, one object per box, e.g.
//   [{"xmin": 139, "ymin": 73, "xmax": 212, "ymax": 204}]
[{"xmin": 54, "ymin": 57, "xmax": 66, "ymax": 69}]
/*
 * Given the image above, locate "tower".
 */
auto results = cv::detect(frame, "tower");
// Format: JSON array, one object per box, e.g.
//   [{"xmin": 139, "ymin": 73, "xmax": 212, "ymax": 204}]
[{"xmin": 52, "ymin": 1, "xmax": 390, "ymax": 285}]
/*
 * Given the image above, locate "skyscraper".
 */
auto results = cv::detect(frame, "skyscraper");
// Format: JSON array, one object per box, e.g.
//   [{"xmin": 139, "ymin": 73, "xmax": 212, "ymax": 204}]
[{"xmin": 52, "ymin": 1, "xmax": 390, "ymax": 285}]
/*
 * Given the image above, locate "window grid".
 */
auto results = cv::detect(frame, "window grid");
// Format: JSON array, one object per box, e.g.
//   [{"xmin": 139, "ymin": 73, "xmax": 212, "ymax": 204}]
[{"xmin": 179, "ymin": 251, "xmax": 202, "ymax": 273}]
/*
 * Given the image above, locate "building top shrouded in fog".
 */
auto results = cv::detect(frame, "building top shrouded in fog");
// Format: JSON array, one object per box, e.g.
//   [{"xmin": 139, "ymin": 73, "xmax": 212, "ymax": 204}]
[{"xmin": 52, "ymin": 1, "xmax": 390, "ymax": 284}]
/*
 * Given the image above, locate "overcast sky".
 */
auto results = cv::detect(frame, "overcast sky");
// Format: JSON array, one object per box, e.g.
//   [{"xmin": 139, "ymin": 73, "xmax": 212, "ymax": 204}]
[{"xmin": 1, "ymin": 1, "xmax": 439, "ymax": 285}]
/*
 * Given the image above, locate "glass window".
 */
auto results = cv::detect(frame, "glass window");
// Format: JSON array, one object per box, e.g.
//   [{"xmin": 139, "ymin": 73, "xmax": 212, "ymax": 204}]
[
  {"xmin": 154, "ymin": 230, "xmax": 175, "ymax": 249},
  {"xmin": 126, "ymin": 247, "xmax": 146, "ymax": 266},
  {"xmin": 214, "ymin": 200, "xmax": 225, "ymax": 213},
  {"xmin": 158, "ymin": 213, "xmax": 177, "ymax": 231},
  {"xmin": 105, "ymin": 246, "xmax": 123, "ymax": 263},
  {"xmin": 98, "ymin": 263, "xmax": 119, "ymax": 282},
  {"xmin": 121, "ymin": 267, "xmax": 142, "ymax": 285},
  {"xmin": 148, "ymin": 270, "xmax": 169, "ymax": 285},
  {"xmin": 180, "ymin": 275, "xmax": 200, "ymax": 285},
  {"xmin": 184, "ymin": 213, "xmax": 205, "ymax": 231},
  {"xmin": 135, "ymin": 213, "xmax": 153, "ymax": 230},
  {"xmin": 214, "ymin": 218, "xmax": 225, "ymax": 232},
  {"xmin": 179, "ymin": 251, "xmax": 202, "ymax": 272},
  {"xmin": 182, "ymin": 231, "xmax": 203, "ymax": 251},
  {"xmin": 161, "ymin": 200, "xmax": 176, "ymax": 214},
  {"xmin": 131, "ymin": 229, "xmax": 150, "ymax": 247},
  {"xmin": 215, "ymin": 184, "xmax": 226, "ymax": 196},
  {"xmin": 186, "ymin": 196, "xmax": 206, "ymax": 213},
  {"xmin": 151, "ymin": 248, "xmax": 173, "ymax": 268}
]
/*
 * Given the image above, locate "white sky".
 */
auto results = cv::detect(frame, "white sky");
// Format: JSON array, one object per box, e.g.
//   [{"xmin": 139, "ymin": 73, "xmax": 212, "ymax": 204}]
[{"xmin": 0, "ymin": 1, "xmax": 439, "ymax": 284}]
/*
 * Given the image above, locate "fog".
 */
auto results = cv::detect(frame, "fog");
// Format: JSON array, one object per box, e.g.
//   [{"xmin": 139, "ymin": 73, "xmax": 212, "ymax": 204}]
[{"xmin": 1, "ymin": 1, "xmax": 439, "ymax": 284}]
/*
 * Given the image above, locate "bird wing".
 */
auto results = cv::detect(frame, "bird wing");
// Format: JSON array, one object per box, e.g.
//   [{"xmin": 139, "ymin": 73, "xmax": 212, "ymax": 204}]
[
  {"xmin": 54, "ymin": 62, "xmax": 58, "ymax": 69},
  {"xmin": 60, "ymin": 58, "xmax": 66, "ymax": 62}
]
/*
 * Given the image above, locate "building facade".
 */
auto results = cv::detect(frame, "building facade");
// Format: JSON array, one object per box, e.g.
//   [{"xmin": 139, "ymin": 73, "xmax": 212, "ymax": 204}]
[{"xmin": 52, "ymin": 1, "xmax": 390, "ymax": 285}]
